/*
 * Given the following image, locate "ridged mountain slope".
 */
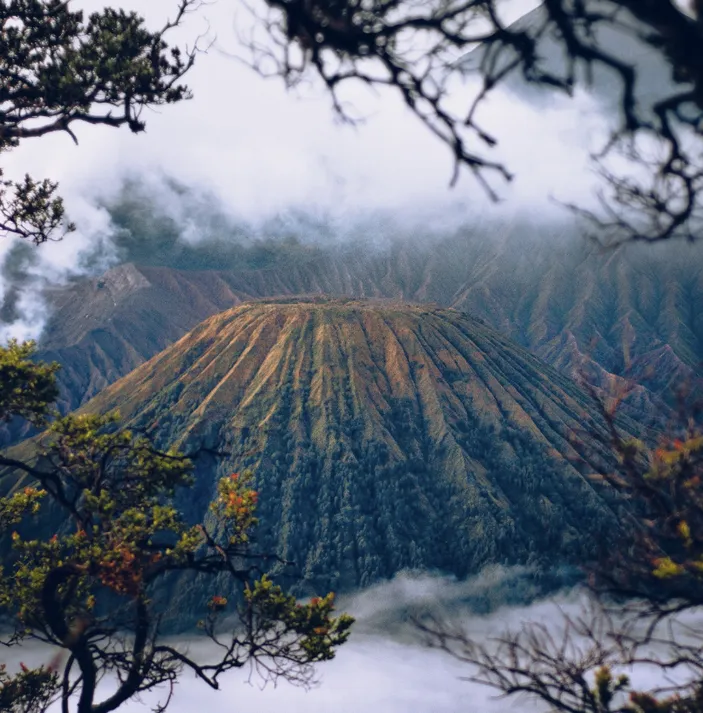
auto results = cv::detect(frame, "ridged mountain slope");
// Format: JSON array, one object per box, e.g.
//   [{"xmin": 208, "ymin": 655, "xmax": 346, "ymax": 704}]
[
  {"xmin": 80, "ymin": 298, "xmax": 629, "ymax": 603},
  {"xmin": 20, "ymin": 224, "xmax": 702, "ymax": 443}
]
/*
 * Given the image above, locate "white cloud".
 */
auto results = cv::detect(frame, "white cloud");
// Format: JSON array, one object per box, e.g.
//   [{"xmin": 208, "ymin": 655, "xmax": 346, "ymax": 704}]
[
  {"xmin": 7, "ymin": 571, "xmax": 700, "ymax": 713},
  {"xmin": 0, "ymin": 196, "xmax": 117, "ymax": 342},
  {"xmin": 3, "ymin": 0, "xmax": 604, "ymax": 217},
  {"xmin": 0, "ymin": 0, "xmax": 618, "ymax": 340},
  {"xmin": 0, "ymin": 570, "xmax": 555, "ymax": 713}
]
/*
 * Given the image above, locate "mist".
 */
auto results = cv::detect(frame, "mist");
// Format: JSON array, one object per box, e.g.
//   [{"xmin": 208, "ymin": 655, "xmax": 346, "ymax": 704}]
[
  {"xmin": 3, "ymin": 0, "xmax": 601, "ymax": 219},
  {"xmin": 4, "ymin": 569, "xmax": 699, "ymax": 713},
  {"xmin": 0, "ymin": 569, "xmax": 569, "ymax": 713},
  {"xmin": 0, "ymin": 0, "xmax": 619, "ymax": 341}
]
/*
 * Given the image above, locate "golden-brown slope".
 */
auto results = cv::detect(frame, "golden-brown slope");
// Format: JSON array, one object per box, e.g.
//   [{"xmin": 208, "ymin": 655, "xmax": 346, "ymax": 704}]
[{"xmin": 80, "ymin": 298, "xmax": 627, "ymax": 600}]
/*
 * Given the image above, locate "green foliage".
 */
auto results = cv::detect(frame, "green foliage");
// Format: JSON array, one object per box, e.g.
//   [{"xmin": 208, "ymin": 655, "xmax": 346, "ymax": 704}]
[
  {"xmin": 0, "ymin": 663, "xmax": 58, "ymax": 713},
  {"xmin": 593, "ymin": 666, "xmax": 630, "ymax": 711},
  {"xmin": 0, "ymin": 340, "xmax": 59, "ymax": 425},
  {"xmin": 244, "ymin": 577, "xmax": 354, "ymax": 662},
  {"xmin": 0, "ymin": 0, "xmax": 197, "ymax": 243},
  {"xmin": 0, "ymin": 484, "xmax": 45, "ymax": 529},
  {"xmin": 0, "ymin": 361, "xmax": 352, "ymax": 712},
  {"xmin": 211, "ymin": 471, "xmax": 259, "ymax": 545}
]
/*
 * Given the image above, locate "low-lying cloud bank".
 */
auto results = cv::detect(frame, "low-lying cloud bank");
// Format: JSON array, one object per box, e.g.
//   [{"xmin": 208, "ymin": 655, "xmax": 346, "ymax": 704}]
[
  {"xmin": 4, "ymin": 569, "xmax": 567, "ymax": 713},
  {"xmin": 8, "ymin": 568, "xmax": 697, "ymax": 713}
]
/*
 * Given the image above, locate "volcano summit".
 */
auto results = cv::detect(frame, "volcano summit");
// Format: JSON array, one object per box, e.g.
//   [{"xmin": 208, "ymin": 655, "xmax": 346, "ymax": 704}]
[{"xmin": 78, "ymin": 298, "xmax": 627, "ymax": 603}]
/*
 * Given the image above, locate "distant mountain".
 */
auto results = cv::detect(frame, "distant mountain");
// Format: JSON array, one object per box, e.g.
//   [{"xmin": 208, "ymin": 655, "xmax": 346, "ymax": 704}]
[
  {"xmin": 464, "ymin": 2, "xmax": 680, "ymax": 112},
  {"xmin": 7, "ymin": 220, "xmax": 698, "ymax": 449},
  {"xmin": 69, "ymin": 298, "xmax": 632, "ymax": 617}
]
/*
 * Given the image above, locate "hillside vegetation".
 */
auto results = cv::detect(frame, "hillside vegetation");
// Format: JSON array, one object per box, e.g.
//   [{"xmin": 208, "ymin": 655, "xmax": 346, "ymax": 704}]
[{"xmin": 52, "ymin": 298, "xmax": 637, "ymax": 616}]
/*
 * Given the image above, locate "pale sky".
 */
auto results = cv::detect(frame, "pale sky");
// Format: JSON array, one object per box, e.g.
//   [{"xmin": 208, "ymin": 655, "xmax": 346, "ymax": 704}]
[
  {"xmin": 0, "ymin": 0, "xmax": 611, "ymax": 339},
  {"xmin": 4, "ymin": 0, "xmax": 602, "ymax": 222}
]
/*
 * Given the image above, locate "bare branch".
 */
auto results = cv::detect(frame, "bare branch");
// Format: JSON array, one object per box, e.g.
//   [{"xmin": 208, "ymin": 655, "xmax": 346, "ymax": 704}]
[{"xmin": 236, "ymin": 0, "xmax": 703, "ymax": 246}]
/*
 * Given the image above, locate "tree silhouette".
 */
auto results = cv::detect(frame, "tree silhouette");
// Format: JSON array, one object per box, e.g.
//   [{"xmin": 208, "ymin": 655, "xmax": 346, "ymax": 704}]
[
  {"xmin": 0, "ymin": 0, "xmax": 203, "ymax": 244},
  {"xmin": 243, "ymin": 0, "xmax": 703, "ymax": 246}
]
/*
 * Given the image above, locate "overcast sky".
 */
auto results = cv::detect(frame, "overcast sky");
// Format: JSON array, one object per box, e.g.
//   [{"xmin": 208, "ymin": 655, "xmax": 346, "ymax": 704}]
[
  {"xmin": 3, "ymin": 0, "xmax": 605, "ymax": 224},
  {"xmin": 0, "ymin": 0, "xmax": 613, "ymax": 339}
]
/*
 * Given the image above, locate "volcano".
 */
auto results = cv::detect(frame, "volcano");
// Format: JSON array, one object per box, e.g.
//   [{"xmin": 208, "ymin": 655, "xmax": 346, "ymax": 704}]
[{"xmin": 72, "ymin": 297, "xmax": 633, "ymax": 604}]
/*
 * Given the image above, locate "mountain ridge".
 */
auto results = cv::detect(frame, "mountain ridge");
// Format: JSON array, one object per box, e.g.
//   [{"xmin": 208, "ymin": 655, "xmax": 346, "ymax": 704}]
[
  {"xmin": 12, "ymin": 227, "xmax": 698, "ymax": 443},
  {"xmin": 64, "ymin": 297, "xmax": 632, "ymax": 611}
]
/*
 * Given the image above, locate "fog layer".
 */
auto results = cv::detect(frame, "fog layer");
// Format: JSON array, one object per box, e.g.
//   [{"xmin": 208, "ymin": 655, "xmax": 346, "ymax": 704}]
[
  {"xmin": 5, "ymin": 570, "xmax": 697, "ymax": 713},
  {"xmin": 4, "ymin": 570, "xmax": 560, "ymax": 713}
]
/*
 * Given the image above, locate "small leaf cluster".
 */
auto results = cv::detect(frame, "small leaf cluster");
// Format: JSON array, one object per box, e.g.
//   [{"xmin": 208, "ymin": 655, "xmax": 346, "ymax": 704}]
[
  {"xmin": 592, "ymin": 666, "xmax": 630, "ymax": 711},
  {"xmin": 588, "ymin": 667, "xmax": 703, "ymax": 713},
  {"xmin": 0, "ymin": 485, "xmax": 44, "ymax": 529},
  {"xmin": 628, "ymin": 686, "xmax": 703, "ymax": 713},
  {"xmin": 0, "ymin": 662, "xmax": 58, "ymax": 713},
  {"xmin": 0, "ymin": 340, "xmax": 59, "ymax": 425},
  {"xmin": 244, "ymin": 577, "xmax": 354, "ymax": 662},
  {"xmin": 211, "ymin": 471, "xmax": 259, "ymax": 545}
]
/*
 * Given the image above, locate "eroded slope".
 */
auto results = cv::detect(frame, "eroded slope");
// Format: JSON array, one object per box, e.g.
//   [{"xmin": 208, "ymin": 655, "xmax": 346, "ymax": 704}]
[{"xmin": 82, "ymin": 298, "xmax": 627, "ymax": 603}]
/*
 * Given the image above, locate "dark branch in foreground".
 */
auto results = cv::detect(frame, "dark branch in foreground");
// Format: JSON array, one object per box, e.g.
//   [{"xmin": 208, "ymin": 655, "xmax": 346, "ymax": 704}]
[
  {"xmin": 237, "ymin": 0, "xmax": 703, "ymax": 246},
  {"xmin": 0, "ymin": 0, "xmax": 205, "ymax": 244}
]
